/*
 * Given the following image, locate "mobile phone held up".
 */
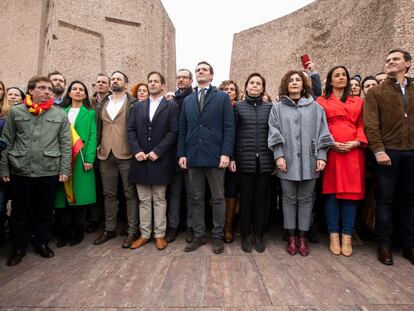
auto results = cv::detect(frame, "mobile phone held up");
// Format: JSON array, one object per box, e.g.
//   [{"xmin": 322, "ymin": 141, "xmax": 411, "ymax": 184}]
[{"xmin": 301, "ymin": 54, "xmax": 310, "ymax": 69}]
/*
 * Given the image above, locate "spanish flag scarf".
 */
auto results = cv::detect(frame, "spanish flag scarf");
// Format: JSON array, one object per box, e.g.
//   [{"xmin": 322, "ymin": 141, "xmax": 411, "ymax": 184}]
[{"xmin": 24, "ymin": 95, "xmax": 54, "ymax": 116}]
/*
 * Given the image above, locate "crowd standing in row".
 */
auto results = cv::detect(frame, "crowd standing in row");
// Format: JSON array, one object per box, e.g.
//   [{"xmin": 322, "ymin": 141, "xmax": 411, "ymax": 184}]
[{"xmin": 0, "ymin": 49, "xmax": 413, "ymax": 268}]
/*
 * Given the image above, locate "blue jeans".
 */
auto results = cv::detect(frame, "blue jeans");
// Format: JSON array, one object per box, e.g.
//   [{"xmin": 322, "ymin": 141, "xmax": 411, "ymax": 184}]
[
  {"xmin": 325, "ymin": 194, "xmax": 357, "ymax": 235},
  {"xmin": 375, "ymin": 149, "xmax": 414, "ymax": 248}
]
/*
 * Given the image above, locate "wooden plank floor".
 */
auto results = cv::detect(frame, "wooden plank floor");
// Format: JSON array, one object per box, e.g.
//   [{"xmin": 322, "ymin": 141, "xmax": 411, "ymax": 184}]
[{"xmin": 0, "ymin": 229, "xmax": 413, "ymax": 311}]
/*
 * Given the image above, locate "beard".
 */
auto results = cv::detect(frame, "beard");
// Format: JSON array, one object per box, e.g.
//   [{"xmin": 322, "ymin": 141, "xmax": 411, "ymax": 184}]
[
  {"xmin": 52, "ymin": 85, "xmax": 65, "ymax": 96},
  {"xmin": 111, "ymin": 84, "xmax": 125, "ymax": 92}
]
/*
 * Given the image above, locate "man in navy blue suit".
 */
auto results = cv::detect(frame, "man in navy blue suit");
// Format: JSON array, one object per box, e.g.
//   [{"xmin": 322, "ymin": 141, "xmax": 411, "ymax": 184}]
[{"xmin": 177, "ymin": 61, "xmax": 234, "ymax": 254}]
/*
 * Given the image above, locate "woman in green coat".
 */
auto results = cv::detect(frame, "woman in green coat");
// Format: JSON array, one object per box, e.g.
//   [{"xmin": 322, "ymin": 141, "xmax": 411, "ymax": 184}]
[{"xmin": 55, "ymin": 80, "xmax": 97, "ymax": 247}]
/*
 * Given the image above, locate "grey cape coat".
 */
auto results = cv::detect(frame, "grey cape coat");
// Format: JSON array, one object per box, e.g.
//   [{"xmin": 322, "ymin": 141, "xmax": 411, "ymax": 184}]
[{"xmin": 268, "ymin": 96, "xmax": 334, "ymax": 181}]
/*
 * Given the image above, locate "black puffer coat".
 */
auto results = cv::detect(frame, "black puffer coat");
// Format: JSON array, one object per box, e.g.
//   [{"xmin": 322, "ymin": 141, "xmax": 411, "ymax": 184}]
[{"xmin": 233, "ymin": 96, "xmax": 274, "ymax": 173}]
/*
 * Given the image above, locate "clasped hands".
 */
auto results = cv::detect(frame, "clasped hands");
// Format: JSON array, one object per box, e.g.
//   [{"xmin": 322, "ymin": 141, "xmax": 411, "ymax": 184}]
[
  {"xmin": 276, "ymin": 157, "xmax": 326, "ymax": 173},
  {"xmin": 178, "ymin": 155, "xmax": 230, "ymax": 170},
  {"xmin": 135, "ymin": 151, "xmax": 159, "ymax": 162},
  {"xmin": 333, "ymin": 141, "xmax": 360, "ymax": 153}
]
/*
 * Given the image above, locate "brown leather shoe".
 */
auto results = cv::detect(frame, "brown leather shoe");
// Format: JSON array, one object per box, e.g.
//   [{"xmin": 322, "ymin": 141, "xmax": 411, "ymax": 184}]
[
  {"xmin": 130, "ymin": 236, "xmax": 149, "ymax": 250},
  {"xmin": 122, "ymin": 233, "xmax": 137, "ymax": 249},
  {"xmin": 93, "ymin": 230, "xmax": 117, "ymax": 245},
  {"xmin": 402, "ymin": 248, "xmax": 414, "ymax": 265},
  {"xmin": 377, "ymin": 246, "xmax": 393, "ymax": 265},
  {"xmin": 155, "ymin": 237, "xmax": 167, "ymax": 250}
]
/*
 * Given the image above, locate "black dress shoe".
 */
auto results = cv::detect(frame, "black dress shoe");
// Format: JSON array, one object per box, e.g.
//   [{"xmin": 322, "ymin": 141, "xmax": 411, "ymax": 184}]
[
  {"xmin": 185, "ymin": 227, "xmax": 194, "ymax": 243},
  {"xmin": 165, "ymin": 227, "xmax": 178, "ymax": 243},
  {"xmin": 254, "ymin": 236, "xmax": 266, "ymax": 253},
  {"xmin": 34, "ymin": 245, "xmax": 55, "ymax": 258},
  {"xmin": 402, "ymin": 248, "xmax": 414, "ymax": 265},
  {"xmin": 241, "ymin": 237, "xmax": 253, "ymax": 253},
  {"xmin": 93, "ymin": 230, "xmax": 117, "ymax": 245},
  {"xmin": 184, "ymin": 236, "xmax": 206, "ymax": 252},
  {"xmin": 212, "ymin": 237, "xmax": 224, "ymax": 254},
  {"xmin": 377, "ymin": 246, "xmax": 393, "ymax": 266},
  {"xmin": 69, "ymin": 226, "xmax": 84, "ymax": 247},
  {"xmin": 122, "ymin": 233, "xmax": 136, "ymax": 249},
  {"xmin": 85, "ymin": 221, "xmax": 99, "ymax": 233},
  {"xmin": 6, "ymin": 249, "xmax": 26, "ymax": 266}
]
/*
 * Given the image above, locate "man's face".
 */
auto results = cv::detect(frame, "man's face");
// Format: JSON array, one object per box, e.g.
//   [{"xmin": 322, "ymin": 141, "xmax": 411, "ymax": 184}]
[
  {"xmin": 176, "ymin": 70, "xmax": 192, "ymax": 90},
  {"xmin": 96, "ymin": 76, "xmax": 110, "ymax": 94},
  {"xmin": 49, "ymin": 74, "xmax": 65, "ymax": 96},
  {"xmin": 375, "ymin": 73, "xmax": 387, "ymax": 84},
  {"xmin": 29, "ymin": 81, "xmax": 53, "ymax": 104},
  {"xmin": 385, "ymin": 52, "xmax": 411, "ymax": 77},
  {"xmin": 148, "ymin": 73, "xmax": 165, "ymax": 97},
  {"xmin": 111, "ymin": 73, "xmax": 127, "ymax": 92},
  {"xmin": 195, "ymin": 64, "xmax": 213, "ymax": 85}
]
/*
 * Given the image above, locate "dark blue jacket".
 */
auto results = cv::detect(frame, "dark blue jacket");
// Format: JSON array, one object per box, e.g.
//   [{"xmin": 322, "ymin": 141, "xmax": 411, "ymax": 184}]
[
  {"xmin": 177, "ymin": 86, "xmax": 234, "ymax": 167},
  {"xmin": 128, "ymin": 97, "xmax": 179, "ymax": 184}
]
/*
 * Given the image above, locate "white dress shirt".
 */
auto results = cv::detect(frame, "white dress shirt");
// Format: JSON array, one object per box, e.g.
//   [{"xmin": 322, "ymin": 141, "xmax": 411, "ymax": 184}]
[
  {"xmin": 106, "ymin": 94, "xmax": 126, "ymax": 120},
  {"xmin": 68, "ymin": 107, "xmax": 80, "ymax": 125},
  {"xmin": 149, "ymin": 96, "xmax": 163, "ymax": 122}
]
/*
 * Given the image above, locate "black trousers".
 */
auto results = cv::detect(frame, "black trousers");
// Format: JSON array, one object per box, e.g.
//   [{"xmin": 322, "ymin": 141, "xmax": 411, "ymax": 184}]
[
  {"xmin": 9, "ymin": 175, "xmax": 58, "ymax": 251},
  {"xmin": 375, "ymin": 149, "xmax": 414, "ymax": 248},
  {"xmin": 60, "ymin": 206, "xmax": 87, "ymax": 228},
  {"xmin": 238, "ymin": 172, "xmax": 270, "ymax": 239}
]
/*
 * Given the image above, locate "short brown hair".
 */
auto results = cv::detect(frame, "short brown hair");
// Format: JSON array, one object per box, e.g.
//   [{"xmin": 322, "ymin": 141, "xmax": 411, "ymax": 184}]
[
  {"xmin": 27, "ymin": 76, "xmax": 52, "ymax": 92},
  {"xmin": 218, "ymin": 80, "xmax": 240, "ymax": 101},
  {"xmin": 147, "ymin": 71, "xmax": 166, "ymax": 84},
  {"xmin": 278, "ymin": 70, "xmax": 312, "ymax": 98}
]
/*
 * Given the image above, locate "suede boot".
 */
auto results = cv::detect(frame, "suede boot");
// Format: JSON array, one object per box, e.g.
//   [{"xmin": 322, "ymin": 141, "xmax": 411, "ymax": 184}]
[
  {"xmin": 341, "ymin": 234, "xmax": 353, "ymax": 256},
  {"xmin": 329, "ymin": 233, "xmax": 341, "ymax": 255}
]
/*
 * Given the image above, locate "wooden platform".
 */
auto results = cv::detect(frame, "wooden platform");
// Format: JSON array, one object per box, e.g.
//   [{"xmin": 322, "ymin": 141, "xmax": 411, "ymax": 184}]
[{"xmin": 0, "ymin": 231, "xmax": 413, "ymax": 311}]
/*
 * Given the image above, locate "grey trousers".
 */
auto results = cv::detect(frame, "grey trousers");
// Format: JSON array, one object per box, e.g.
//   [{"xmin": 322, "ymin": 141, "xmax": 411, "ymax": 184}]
[
  {"xmin": 280, "ymin": 179, "xmax": 316, "ymax": 231},
  {"xmin": 167, "ymin": 171, "xmax": 192, "ymax": 229},
  {"xmin": 188, "ymin": 167, "xmax": 225, "ymax": 238},
  {"xmin": 99, "ymin": 153, "xmax": 138, "ymax": 234},
  {"xmin": 136, "ymin": 184, "xmax": 167, "ymax": 238}
]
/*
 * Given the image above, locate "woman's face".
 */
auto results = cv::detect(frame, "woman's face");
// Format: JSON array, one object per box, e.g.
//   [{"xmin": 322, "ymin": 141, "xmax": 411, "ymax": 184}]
[
  {"xmin": 7, "ymin": 88, "xmax": 23, "ymax": 104},
  {"xmin": 0, "ymin": 83, "xmax": 4, "ymax": 100},
  {"xmin": 331, "ymin": 67, "xmax": 348, "ymax": 90},
  {"xmin": 287, "ymin": 73, "xmax": 303, "ymax": 98},
  {"xmin": 137, "ymin": 85, "xmax": 149, "ymax": 101},
  {"xmin": 350, "ymin": 79, "xmax": 361, "ymax": 96},
  {"xmin": 224, "ymin": 83, "xmax": 237, "ymax": 101},
  {"xmin": 363, "ymin": 79, "xmax": 378, "ymax": 95},
  {"xmin": 69, "ymin": 83, "xmax": 87, "ymax": 103},
  {"xmin": 246, "ymin": 76, "xmax": 263, "ymax": 97}
]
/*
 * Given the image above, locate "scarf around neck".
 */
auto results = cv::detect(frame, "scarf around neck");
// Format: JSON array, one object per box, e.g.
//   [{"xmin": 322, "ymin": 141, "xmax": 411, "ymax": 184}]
[{"xmin": 24, "ymin": 95, "xmax": 54, "ymax": 116}]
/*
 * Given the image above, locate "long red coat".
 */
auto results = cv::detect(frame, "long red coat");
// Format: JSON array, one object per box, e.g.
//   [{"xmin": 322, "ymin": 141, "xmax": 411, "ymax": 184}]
[{"xmin": 317, "ymin": 95, "xmax": 367, "ymax": 200}]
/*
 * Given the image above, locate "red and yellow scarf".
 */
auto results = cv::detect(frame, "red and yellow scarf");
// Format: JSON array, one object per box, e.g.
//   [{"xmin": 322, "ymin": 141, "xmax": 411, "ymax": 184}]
[{"xmin": 24, "ymin": 95, "xmax": 54, "ymax": 116}]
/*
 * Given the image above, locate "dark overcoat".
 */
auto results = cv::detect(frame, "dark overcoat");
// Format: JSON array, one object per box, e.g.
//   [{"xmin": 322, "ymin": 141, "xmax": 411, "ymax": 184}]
[
  {"xmin": 128, "ymin": 97, "xmax": 179, "ymax": 185},
  {"xmin": 177, "ymin": 86, "xmax": 234, "ymax": 167}
]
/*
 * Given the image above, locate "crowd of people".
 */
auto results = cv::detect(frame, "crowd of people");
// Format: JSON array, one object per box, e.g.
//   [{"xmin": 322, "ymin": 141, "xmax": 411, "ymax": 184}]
[{"xmin": 0, "ymin": 48, "xmax": 412, "ymax": 269}]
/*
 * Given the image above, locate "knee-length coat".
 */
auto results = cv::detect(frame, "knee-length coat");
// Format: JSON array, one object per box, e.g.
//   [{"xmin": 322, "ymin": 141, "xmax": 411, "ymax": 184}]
[
  {"xmin": 316, "ymin": 95, "xmax": 367, "ymax": 200},
  {"xmin": 55, "ymin": 105, "xmax": 97, "ymax": 207}
]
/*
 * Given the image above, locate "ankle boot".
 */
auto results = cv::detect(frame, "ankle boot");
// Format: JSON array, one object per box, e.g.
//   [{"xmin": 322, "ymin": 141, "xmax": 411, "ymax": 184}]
[
  {"xmin": 287, "ymin": 236, "xmax": 298, "ymax": 255},
  {"xmin": 329, "ymin": 233, "xmax": 341, "ymax": 255},
  {"xmin": 298, "ymin": 237, "xmax": 309, "ymax": 256},
  {"xmin": 341, "ymin": 234, "xmax": 353, "ymax": 256},
  {"xmin": 224, "ymin": 198, "xmax": 236, "ymax": 243}
]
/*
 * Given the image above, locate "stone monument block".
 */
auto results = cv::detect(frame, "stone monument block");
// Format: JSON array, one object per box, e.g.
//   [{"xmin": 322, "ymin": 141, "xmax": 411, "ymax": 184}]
[
  {"xmin": 230, "ymin": 0, "xmax": 414, "ymax": 98},
  {"xmin": 0, "ymin": 0, "xmax": 176, "ymax": 91}
]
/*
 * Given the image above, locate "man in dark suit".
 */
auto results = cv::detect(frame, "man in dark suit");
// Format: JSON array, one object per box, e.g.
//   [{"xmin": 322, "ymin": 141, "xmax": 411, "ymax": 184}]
[
  {"xmin": 128, "ymin": 71, "xmax": 179, "ymax": 251},
  {"xmin": 177, "ymin": 61, "xmax": 235, "ymax": 254}
]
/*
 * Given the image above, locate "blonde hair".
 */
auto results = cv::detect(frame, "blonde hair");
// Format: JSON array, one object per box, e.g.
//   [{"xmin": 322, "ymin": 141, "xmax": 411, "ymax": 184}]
[{"xmin": 0, "ymin": 80, "xmax": 10, "ymax": 118}]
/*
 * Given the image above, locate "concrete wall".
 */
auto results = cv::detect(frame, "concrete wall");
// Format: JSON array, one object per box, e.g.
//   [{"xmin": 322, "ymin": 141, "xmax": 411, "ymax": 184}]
[
  {"xmin": 230, "ymin": 0, "xmax": 414, "ymax": 98},
  {"xmin": 0, "ymin": 0, "xmax": 176, "ymax": 92}
]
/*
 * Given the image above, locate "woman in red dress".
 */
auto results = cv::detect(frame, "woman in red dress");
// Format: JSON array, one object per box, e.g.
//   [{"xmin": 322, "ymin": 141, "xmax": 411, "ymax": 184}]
[{"xmin": 317, "ymin": 65, "xmax": 367, "ymax": 257}]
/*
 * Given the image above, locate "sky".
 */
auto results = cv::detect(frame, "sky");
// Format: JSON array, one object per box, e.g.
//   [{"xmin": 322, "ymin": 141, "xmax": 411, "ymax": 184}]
[{"xmin": 160, "ymin": 0, "xmax": 314, "ymax": 86}]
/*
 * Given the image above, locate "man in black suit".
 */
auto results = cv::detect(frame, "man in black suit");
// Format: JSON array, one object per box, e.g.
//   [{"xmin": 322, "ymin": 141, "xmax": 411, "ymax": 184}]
[{"xmin": 128, "ymin": 71, "xmax": 179, "ymax": 251}]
